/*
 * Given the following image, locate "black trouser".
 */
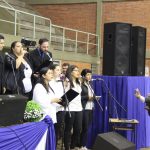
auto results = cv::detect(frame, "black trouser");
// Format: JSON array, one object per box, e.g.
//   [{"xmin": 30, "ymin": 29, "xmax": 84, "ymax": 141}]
[
  {"xmin": 80, "ymin": 109, "xmax": 93, "ymax": 147},
  {"xmin": 64, "ymin": 111, "xmax": 82, "ymax": 150},
  {"xmin": 54, "ymin": 111, "xmax": 65, "ymax": 145}
]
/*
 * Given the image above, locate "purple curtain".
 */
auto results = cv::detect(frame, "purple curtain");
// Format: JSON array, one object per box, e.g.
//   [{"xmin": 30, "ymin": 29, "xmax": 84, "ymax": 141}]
[
  {"xmin": 0, "ymin": 115, "xmax": 56, "ymax": 150},
  {"xmin": 87, "ymin": 76, "xmax": 150, "ymax": 150}
]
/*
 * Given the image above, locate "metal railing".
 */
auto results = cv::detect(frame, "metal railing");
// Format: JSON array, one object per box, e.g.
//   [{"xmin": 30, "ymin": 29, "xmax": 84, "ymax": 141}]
[
  {"xmin": 2, "ymin": 0, "xmax": 15, "ymax": 9},
  {"xmin": 0, "ymin": 3, "xmax": 99, "ymax": 56},
  {"xmin": 51, "ymin": 24, "xmax": 99, "ymax": 56},
  {"xmin": 0, "ymin": 4, "xmax": 51, "ymax": 38}
]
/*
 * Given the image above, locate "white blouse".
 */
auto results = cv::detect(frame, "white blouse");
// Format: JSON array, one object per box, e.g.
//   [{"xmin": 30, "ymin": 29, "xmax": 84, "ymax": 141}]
[
  {"xmin": 32, "ymin": 83, "xmax": 57, "ymax": 123},
  {"xmin": 65, "ymin": 81, "xmax": 82, "ymax": 112},
  {"xmin": 85, "ymin": 82, "xmax": 94, "ymax": 110},
  {"xmin": 22, "ymin": 62, "xmax": 32, "ymax": 93},
  {"xmin": 49, "ymin": 78, "xmax": 64, "ymax": 112}
]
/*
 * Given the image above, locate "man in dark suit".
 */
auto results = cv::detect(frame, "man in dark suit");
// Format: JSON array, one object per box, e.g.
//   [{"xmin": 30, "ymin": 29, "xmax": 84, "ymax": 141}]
[
  {"xmin": 29, "ymin": 38, "xmax": 53, "ymax": 84},
  {"xmin": 0, "ymin": 34, "xmax": 5, "ymax": 94}
]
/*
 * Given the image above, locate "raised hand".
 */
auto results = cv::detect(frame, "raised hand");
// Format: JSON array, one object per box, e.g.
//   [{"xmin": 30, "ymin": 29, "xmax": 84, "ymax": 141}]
[{"xmin": 134, "ymin": 88, "xmax": 141, "ymax": 99}]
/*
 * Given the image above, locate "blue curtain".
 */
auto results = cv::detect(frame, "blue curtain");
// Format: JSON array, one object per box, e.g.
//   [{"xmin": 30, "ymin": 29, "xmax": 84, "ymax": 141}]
[
  {"xmin": 87, "ymin": 76, "xmax": 150, "ymax": 150},
  {"xmin": 0, "ymin": 116, "xmax": 56, "ymax": 150}
]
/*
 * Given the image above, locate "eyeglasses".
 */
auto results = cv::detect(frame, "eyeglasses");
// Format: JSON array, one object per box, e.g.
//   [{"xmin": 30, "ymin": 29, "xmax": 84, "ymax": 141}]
[
  {"xmin": 62, "ymin": 67, "xmax": 68, "ymax": 70},
  {"xmin": 73, "ymin": 69, "xmax": 79, "ymax": 72}
]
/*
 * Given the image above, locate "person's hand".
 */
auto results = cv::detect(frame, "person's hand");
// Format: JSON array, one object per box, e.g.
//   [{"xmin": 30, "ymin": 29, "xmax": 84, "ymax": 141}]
[
  {"xmin": 33, "ymin": 73, "xmax": 39, "ymax": 78},
  {"xmin": 17, "ymin": 48, "xmax": 24, "ymax": 58},
  {"xmin": 51, "ymin": 98, "xmax": 61, "ymax": 103},
  {"xmin": 89, "ymin": 96, "xmax": 94, "ymax": 101},
  {"xmin": 3, "ymin": 87, "xmax": 6, "ymax": 94},
  {"xmin": 134, "ymin": 88, "xmax": 141, "ymax": 99},
  {"xmin": 144, "ymin": 106, "xmax": 150, "ymax": 111}
]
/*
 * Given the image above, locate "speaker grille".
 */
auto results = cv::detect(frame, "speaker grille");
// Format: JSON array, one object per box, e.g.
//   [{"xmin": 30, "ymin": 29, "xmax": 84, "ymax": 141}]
[
  {"xmin": 0, "ymin": 95, "xmax": 27, "ymax": 126},
  {"xmin": 131, "ymin": 26, "xmax": 146, "ymax": 76},
  {"xmin": 103, "ymin": 22, "xmax": 132, "ymax": 76}
]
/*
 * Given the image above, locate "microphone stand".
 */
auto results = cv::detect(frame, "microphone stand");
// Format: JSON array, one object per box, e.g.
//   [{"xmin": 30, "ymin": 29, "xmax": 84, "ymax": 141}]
[
  {"xmin": 10, "ymin": 58, "xmax": 20, "ymax": 95},
  {"xmin": 61, "ymin": 80, "xmax": 71, "ymax": 118},
  {"xmin": 88, "ymin": 81, "xmax": 103, "ymax": 111},
  {"xmin": 60, "ymin": 79, "xmax": 71, "ymax": 150},
  {"xmin": 98, "ymin": 78, "xmax": 126, "ymax": 119}
]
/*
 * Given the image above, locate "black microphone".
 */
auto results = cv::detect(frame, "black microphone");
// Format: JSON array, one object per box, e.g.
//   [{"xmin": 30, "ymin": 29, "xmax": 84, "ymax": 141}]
[
  {"xmin": 91, "ymin": 78, "xmax": 104, "ymax": 81},
  {"xmin": 5, "ymin": 52, "xmax": 15, "ymax": 60},
  {"xmin": 45, "ymin": 52, "xmax": 52, "ymax": 61},
  {"xmin": 56, "ymin": 79, "xmax": 63, "ymax": 82}
]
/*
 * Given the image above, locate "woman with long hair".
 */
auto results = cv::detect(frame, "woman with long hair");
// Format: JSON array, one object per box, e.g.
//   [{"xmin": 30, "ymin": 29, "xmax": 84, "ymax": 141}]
[
  {"xmin": 64, "ymin": 65, "xmax": 83, "ymax": 150},
  {"xmin": 50, "ymin": 64, "xmax": 64, "ymax": 144},
  {"xmin": 33, "ymin": 67, "xmax": 61, "ymax": 123}
]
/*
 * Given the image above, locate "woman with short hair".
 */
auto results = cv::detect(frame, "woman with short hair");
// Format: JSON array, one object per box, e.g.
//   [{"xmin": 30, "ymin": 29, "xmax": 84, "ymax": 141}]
[{"xmin": 80, "ymin": 69, "xmax": 94, "ymax": 150}]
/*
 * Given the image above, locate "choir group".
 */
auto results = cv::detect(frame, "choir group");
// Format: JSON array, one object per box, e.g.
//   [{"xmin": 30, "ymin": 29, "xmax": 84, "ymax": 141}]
[{"xmin": 0, "ymin": 34, "xmax": 96, "ymax": 150}]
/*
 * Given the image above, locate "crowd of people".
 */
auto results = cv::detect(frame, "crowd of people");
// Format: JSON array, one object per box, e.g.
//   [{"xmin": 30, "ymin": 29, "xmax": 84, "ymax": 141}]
[{"xmin": 0, "ymin": 34, "xmax": 96, "ymax": 150}]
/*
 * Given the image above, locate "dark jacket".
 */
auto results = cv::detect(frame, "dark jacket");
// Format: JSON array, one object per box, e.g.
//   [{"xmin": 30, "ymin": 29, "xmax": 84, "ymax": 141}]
[
  {"xmin": 29, "ymin": 48, "xmax": 53, "ymax": 73},
  {"xmin": 4, "ymin": 53, "xmax": 32, "ymax": 95},
  {"xmin": 145, "ymin": 97, "xmax": 150, "ymax": 116},
  {"xmin": 0, "ymin": 52, "xmax": 5, "ymax": 94},
  {"xmin": 81, "ymin": 83, "xmax": 90, "ymax": 109}
]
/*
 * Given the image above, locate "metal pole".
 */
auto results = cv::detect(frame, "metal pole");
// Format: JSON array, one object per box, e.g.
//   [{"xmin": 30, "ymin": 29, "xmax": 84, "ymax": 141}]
[
  {"xmin": 14, "ymin": 10, "xmax": 17, "ymax": 36},
  {"xmin": 62, "ymin": 28, "xmax": 65, "ymax": 51},
  {"xmin": 87, "ymin": 33, "xmax": 89, "ymax": 55},
  {"xmin": 75, "ymin": 31, "xmax": 78, "ymax": 53},
  {"xmin": 33, "ymin": 15, "xmax": 35, "ymax": 39},
  {"xmin": 49, "ymin": 20, "xmax": 52, "ymax": 44}
]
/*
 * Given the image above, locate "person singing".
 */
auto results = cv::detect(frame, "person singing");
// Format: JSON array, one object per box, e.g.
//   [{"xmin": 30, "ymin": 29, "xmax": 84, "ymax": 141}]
[
  {"xmin": 5, "ymin": 41, "xmax": 32, "ymax": 98},
  {"xmin": 32, "ymin": 67, "xmax": 61, "ymax": 123},
  {"xmin": 50, "ymin": 64, "xmax": 64, "ymax": 144},
  {"xmin": 64, "ymin": 65, "xmax": 83, "ymax": 150},
  {"xmin": 80, "ymin": 69, "xmax": 94, "ymax": 150}
]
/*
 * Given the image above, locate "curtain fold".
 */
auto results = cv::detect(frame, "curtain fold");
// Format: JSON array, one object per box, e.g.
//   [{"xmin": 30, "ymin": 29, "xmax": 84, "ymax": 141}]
[
  {"xmin": 0, "ymin": 115, "xmax": 56, "ymax": 150},
  {"xmin": 87, "ymin": 76, "xmax": 150, "ymax": 150}
]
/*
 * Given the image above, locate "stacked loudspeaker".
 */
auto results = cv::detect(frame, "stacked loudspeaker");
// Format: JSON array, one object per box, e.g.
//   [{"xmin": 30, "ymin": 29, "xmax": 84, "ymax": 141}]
[{"xmin": 103, "ymin": 22, "xmax": 146, "ymax": 76}]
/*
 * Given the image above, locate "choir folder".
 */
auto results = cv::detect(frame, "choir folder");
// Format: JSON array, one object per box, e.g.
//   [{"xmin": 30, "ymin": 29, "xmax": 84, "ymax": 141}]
[{"xmin": 59, "ymin": 89, "xmax": 79, "ymax": 106}]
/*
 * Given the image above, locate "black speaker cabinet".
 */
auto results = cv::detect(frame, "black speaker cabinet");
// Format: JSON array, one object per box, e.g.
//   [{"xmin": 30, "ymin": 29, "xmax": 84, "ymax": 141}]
[
  {"xmin": 93, "ymin": 132, "xmax": 135, "ymax": 150},
  {"xmin": 0, "ymin": 94, "xmax": 28, "ymax": 126},
  {"xmin": 131, "ymin": 26, "xmax": 146, "ymax": 76},
  {"xmin": 103, "ymin": 22, "xmax": 132, "ymax": 76}
]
